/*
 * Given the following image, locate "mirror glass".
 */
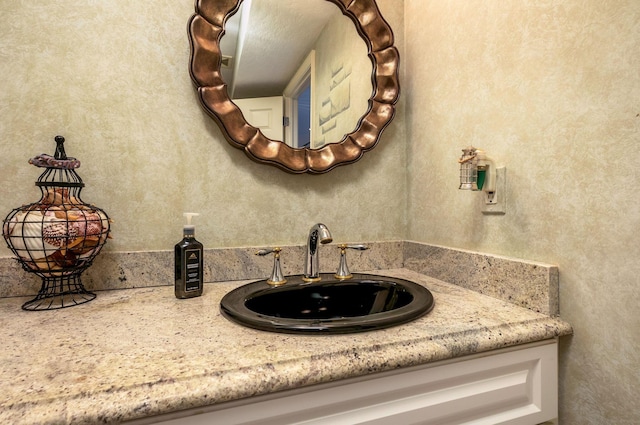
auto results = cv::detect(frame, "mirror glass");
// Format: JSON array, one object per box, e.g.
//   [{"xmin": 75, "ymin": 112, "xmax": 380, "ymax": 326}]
[
  {"xmin": 188, "ymin": 0, "xmax": 400, "ymax": 174},
  {"xmin": 220, "ymin": 0, "xmax": 372, "ymax": 149}
]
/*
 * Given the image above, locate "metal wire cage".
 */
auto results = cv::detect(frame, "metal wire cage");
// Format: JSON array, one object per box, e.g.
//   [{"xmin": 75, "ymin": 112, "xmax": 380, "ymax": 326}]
[
  {"xmin": 2, "ymin": 136, "xmax": 111, "ymax": 310},
  {"xmin": 458, "ymin": 146, "xmax": 479, "ymax": 191}
]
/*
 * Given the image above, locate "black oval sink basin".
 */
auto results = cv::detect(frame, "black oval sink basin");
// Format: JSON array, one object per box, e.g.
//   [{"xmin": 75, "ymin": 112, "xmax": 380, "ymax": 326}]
[{"xmin": 220, "ymin": 273, "xmax": 435, "ymax": 334}]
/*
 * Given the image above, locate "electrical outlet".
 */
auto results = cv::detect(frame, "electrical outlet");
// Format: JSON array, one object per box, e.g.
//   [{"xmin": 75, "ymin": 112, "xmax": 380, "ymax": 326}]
[{"xmin": 482, "ymin": 167, "xmax": 506, "ymax": 215}]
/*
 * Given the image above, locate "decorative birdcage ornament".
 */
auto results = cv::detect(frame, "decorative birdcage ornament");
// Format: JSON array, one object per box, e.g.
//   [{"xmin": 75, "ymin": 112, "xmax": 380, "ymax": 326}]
[{"xmin": 2, "ymin": 136, "xmax": 111, "ymax": 310}]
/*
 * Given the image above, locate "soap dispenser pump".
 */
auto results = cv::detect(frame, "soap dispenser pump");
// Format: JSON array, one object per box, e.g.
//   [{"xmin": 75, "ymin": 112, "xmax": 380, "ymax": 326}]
[{"xmin": 174, "ymin": 213, "xmax": 204, "ymax": 299}]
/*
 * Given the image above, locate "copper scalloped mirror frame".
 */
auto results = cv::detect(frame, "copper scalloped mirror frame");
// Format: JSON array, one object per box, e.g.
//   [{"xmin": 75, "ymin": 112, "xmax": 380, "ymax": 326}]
[{"xmin": 188, "ymin": 0, "xmax": 400, "ymax": 174}]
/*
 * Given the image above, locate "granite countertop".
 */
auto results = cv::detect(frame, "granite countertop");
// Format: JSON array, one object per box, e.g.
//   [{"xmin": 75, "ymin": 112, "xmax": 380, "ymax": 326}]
[{"xmin": 0, "ymin": 268, "xmax": 572, "ymax": 424}]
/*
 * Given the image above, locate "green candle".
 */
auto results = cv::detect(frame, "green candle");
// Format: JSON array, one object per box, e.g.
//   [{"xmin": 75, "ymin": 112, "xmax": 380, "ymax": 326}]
[{"xmin": 477, "ymin": 169, "xmax": 486, "ymax": 190}]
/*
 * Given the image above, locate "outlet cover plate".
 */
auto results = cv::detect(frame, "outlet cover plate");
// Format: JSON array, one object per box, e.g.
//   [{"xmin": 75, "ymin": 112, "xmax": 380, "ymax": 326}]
[{"xmin": 482, "ymin": 167, "xmax": 506, "ymax": 215}]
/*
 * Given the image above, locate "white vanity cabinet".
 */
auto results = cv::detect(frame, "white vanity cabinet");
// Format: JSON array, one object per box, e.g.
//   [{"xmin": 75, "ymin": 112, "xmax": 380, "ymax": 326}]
[{"xmin": 136, "ymin": 340, "xmax": 558, "ymax": 425}]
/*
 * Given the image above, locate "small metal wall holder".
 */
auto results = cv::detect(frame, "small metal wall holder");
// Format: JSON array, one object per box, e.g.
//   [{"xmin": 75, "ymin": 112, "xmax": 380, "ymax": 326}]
[
  {"xmin": 458, "ymin": 146, "xmax": 479, "ymax": 190},
  {"xmin": 2, "ymin": 136, "xmax": 111, "ymax": 310},
  {"xmin": 458, "ymin": 146, "xmax": 506, "ymax": 214}
]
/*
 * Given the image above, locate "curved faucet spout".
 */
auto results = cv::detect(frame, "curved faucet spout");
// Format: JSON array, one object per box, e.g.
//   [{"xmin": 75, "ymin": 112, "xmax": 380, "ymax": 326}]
[{"xmin": 303, "ymin": 223, "xmax": 332, "ymax": 282}]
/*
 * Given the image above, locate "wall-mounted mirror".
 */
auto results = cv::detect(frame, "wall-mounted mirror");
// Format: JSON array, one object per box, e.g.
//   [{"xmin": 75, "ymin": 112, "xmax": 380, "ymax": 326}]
[{"xmin": 188, "ymin": 0, "xmax": 399, "ymax": 174}]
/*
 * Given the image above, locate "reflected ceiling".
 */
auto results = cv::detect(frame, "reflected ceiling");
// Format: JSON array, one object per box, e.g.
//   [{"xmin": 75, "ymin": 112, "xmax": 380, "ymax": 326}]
[{"xmin": 220, "ymin": 0, "xmax": 338, "ymax": 99}]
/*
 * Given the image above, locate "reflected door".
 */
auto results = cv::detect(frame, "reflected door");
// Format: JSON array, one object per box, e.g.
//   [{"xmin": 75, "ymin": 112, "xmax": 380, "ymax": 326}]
[
  {"xmin": 233, "ymin": 96, "xmax": 284, "ymax": 141},
  {"xmin": 296, "ymin": 85, "xmax": 311, "ymax": 148}
]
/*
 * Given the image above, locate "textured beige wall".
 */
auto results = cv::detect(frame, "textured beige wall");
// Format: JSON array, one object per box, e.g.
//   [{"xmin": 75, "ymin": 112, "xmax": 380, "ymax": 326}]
[
  {"xmin": 7, "ymin": 0, "xmax": 637, "ymax": 423},
  {"xmin": 0, "ymin": 0, "xmax": 406, "ymax": 255},
  {"xmin": 405, "ymin": 1, "xmax": 639, "ymax": 423}
]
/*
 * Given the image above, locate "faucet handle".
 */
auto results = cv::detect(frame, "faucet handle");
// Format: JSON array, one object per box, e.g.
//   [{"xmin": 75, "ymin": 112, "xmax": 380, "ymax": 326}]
[
  {"xmin": 256, "ymin": 247, "xmax": 287, "ymax": 286},
  {"xmin": 335, "ymin": 244, "xmax": 369, "ymax": 280}
]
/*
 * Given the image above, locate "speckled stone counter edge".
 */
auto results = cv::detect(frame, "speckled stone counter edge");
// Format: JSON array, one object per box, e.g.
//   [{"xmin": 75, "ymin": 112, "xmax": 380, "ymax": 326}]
[{"xmin": 0, "ymin": 241, "xmax": 557, "ymax": 314}]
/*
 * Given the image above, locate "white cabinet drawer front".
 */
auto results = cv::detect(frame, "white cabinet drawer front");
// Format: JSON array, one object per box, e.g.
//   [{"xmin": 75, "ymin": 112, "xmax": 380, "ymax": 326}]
[{"xmin": 137, "ymin": 340, "xmax": 558, "ymax": 425}]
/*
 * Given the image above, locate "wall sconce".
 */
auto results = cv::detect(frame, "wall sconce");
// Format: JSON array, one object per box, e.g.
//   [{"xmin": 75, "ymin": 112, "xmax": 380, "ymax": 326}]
[{"xmin": 458, "ymin": 146, "xmax": 506, "ymax": 215}]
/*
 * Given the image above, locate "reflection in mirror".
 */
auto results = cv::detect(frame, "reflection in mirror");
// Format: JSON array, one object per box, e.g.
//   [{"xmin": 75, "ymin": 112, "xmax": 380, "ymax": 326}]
[
  {"xmin": 188, "ymin": 0, "xmax": 400, "ymax": 174},
  {"xmin": 221, "ymin": 0, "xmax": 371, "ymax": 149}
]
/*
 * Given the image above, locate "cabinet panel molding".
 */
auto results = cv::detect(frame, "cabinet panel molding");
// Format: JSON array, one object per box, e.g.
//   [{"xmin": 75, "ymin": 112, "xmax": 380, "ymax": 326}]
[{"xmin": 131, "ymin": 340, "xmax": 558, "ymax": 425}]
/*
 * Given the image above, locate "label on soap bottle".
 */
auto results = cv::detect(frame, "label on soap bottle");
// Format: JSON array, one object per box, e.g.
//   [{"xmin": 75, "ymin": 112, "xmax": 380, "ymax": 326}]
[
  {"xmin": 185, "ymin": 249, "xmax": 201, "ymax": 291},
  {"xmin": 175, "ymin": 237, "xmax": 203, "ymax": 299}
]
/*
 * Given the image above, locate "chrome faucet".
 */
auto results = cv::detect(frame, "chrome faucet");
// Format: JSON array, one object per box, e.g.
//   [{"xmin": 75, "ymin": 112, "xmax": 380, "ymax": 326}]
[{"xmin": 303, "ymin": 223, "xmax": 332, "ymax": 282}]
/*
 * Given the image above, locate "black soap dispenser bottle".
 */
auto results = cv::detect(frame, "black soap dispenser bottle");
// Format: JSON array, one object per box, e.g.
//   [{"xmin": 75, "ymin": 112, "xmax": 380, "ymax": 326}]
[{"xmin": 174, "ymin": 213, "xmax": 204, "ymax": 299}]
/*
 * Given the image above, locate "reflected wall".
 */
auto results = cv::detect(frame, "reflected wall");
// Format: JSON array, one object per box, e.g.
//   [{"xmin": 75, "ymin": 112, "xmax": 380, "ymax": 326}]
[{"xmin": 313, "ymin": 10, "xmax": 371, "ymax": 147}]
